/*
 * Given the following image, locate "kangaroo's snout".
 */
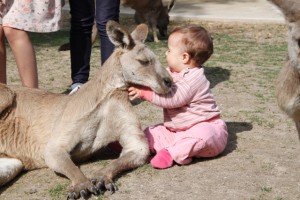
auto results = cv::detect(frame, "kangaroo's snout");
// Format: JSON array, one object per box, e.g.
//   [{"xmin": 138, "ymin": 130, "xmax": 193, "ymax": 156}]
[{"xmin": 163, "ymin": 77, "xmax": 172, "ymax": 88}]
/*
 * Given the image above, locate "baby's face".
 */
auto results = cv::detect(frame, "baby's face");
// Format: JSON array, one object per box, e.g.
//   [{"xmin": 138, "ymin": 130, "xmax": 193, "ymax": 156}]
[{"xmin": 165, "ymin": 33, "xmax": 186, "ymax": 72}]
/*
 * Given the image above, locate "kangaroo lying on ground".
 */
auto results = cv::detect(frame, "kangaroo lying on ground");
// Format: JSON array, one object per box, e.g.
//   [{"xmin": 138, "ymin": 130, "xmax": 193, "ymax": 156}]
[
  {"xmin": 270, "ymin": 0, "xmax": 300, "ymax": 138},
  {"xmin": 58, "ymin": 0, "xmax": 175, "ymax": 51},
  {"xmin": 0, "ymin": 21, "xmax": 172, "ymax": 199}
]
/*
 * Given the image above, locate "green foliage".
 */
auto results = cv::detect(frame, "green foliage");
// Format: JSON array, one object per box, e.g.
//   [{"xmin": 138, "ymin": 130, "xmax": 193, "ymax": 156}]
[{"xmin": 49, "ymin": 183, "xmax": 68, "ymax": 200}]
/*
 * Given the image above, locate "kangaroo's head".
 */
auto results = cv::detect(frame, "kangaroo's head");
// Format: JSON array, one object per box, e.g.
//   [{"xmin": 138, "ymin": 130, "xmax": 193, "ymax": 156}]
[
  {"xmin": 106, "ymin": 20, "xmax": 172, "ymax": 94},
  {"xmin": 270, "ymin": 0, "xmax": 300, "ymax": 68}
]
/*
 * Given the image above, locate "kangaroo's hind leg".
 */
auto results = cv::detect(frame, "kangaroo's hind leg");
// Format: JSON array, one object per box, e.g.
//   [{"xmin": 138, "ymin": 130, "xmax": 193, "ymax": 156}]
[
  {"xmin": 0, "ymin": 157, "xmax": 23, "ymax": 186},
  {"xmin": 0, "ymin": 84, "xmax": 15, "ymax": 114},
  {"xmin": 0, "ymin": 85, "xmax": 18, "ymax": 186}
]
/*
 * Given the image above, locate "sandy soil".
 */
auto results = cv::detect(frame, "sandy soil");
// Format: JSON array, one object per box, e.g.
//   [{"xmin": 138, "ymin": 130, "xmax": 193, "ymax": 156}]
[{"xmin": 0, "ymin": 20, "xmax": 300, "ymax": 200}]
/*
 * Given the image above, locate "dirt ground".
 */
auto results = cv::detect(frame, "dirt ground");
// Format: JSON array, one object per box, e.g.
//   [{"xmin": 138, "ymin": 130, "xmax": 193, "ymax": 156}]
[{"xmin": 0, "ymin": 19, "xmax": 300, "ymax": 200}]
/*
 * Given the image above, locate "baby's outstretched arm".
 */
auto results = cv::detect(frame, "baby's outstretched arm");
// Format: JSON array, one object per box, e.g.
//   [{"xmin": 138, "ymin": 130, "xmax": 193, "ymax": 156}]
[
  {"xmin": 128, "ymin": 86, "xmax": 153, "ymax": 101},
  {"xmin": 128, "ymin": 86, "xmax": 141, "ymax": 100}
]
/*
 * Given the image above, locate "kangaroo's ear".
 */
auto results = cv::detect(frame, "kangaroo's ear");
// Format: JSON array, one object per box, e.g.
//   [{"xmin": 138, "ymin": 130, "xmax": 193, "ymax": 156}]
[
  {"xmin": 162, "ymin": 0, "xmax": 176, "ymax": 12},
  {"xmin": 106, "ymin": 20, "xmax": 135, "ymax": 50},
  {"xmin": 131, "ymin": 23, "xmax": 148, "ymax": 43}
]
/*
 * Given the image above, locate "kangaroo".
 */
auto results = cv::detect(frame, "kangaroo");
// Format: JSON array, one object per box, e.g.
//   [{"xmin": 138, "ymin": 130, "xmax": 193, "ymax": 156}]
[
  {"xmin": 122, "ymin": 0, "xmax": 176, "ymax": 42},
  {"xmin": 270, "ymin": 0, "xmax": 300, "ymax": 138},
  {"xmin": 0, "ymin": 20, "xmax": 173, "ymax": 199}
]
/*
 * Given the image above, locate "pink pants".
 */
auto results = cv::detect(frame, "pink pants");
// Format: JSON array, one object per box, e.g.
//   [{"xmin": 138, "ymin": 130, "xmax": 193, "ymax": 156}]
[{"xmin": 144, "ymin": 118, "xmax": 228, "ymax": 165}]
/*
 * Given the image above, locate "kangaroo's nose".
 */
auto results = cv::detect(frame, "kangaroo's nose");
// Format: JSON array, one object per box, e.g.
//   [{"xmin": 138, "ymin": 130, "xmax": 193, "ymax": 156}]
[{"xmin": 163, "ymin": 78, "xmax": 172, "ymax": 88}]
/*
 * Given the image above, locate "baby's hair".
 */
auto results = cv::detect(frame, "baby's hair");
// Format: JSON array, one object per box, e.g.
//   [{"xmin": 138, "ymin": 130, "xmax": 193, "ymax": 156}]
[{"xmin": 170, "ymin": 25, "xmax": 213, "ymax": 65}]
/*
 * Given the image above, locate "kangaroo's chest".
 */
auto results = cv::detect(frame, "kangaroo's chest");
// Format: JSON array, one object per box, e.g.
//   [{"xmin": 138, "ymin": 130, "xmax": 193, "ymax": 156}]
[
  {"xmin": 68, "ymin": 92, "xmax": 129, "ymax": 159},
  {"xmin": 68, "ymin": 101, "xmax": 118, "ymax": 158}
]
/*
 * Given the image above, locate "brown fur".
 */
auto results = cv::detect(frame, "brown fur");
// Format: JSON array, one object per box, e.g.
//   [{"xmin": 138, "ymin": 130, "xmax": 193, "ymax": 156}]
[
  {"xmin": 0, "ymin": 21, "xmax": 172, "ymax": 199},
  {"xmin": 270, "ymin": 0, "xmax": 300, "ymax": 138}
]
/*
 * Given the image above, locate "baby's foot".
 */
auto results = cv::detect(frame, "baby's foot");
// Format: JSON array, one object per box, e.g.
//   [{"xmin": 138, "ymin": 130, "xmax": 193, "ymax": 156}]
[{"xmin": 150, "ymin": 149, "xmax": 173, "ymax": 169}]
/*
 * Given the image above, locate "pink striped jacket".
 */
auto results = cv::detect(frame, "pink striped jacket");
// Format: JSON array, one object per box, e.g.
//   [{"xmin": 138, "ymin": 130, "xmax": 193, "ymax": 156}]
[{"xmin": 142, "ymin": 66, "xmax": 221, "ymax": 131}]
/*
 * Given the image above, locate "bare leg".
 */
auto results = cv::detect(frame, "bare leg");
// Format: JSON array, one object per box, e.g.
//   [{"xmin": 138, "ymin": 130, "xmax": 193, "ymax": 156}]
[
  {"xmin": 0, "ymin": 25, "xmax": 6, "ymax": 84},
  {"xmin": 3, "ymin": 27, "xmax": 38, "ymax": 88}
]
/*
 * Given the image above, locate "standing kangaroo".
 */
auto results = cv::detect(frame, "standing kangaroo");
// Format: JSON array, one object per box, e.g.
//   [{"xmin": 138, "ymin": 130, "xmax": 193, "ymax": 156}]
[
  {"xmin": 0, "ymin": 21, "xmax": 172, "ymax": 199},
  {"xmin": 122, "ymin": 0, "xmax": 176, "ymax": 42},
  {"xmin": 270, "ymin": 0, "xmax": 300, "ymax": 138}
]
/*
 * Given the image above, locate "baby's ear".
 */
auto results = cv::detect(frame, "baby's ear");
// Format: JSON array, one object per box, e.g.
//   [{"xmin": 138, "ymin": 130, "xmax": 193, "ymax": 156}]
[{"xmin": 182, "ymin": 52, "xmax": 191, "ymax": 63}]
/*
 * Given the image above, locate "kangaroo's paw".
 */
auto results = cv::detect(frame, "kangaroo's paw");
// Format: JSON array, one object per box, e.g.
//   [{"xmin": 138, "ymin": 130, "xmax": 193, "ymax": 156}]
[
  {"xmin": 67, "ymin": 179, "xmax": 98, "ymax": 200},
  {"xmin": 94, "ymin": 175, "xmax": 118, "ymax": 194}
]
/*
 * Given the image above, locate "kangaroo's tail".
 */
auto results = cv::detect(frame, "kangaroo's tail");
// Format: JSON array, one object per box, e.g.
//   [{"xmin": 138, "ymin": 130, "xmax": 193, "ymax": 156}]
[{"xmin": 0, "ymin": 158, "xmax": 23, "ymax": 187}]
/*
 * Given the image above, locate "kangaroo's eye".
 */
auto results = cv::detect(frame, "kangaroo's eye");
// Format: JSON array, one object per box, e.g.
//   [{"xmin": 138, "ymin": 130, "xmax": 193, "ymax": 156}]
[{"xmin": 138, "ymin": 60, "xmax": 150, "ymax": 66}]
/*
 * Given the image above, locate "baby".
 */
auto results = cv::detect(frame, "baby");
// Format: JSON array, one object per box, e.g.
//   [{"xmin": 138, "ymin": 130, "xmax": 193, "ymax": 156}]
[{"xmin": 129, "ymin": 25, "xmax": 228, "ymax": 169}]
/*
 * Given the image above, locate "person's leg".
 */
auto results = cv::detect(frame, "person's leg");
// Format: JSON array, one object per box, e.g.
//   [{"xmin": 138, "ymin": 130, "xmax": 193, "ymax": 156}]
[
  {"xmin": 0, "ymin": 25, "xmax": 6, "ymax": 84},
  {"xmin": 3, "ymin": 27, "xmax": 38, "ymax": 88},
  {"xmin": 95, "ymin": 0, "xmax": 120, "ymax": 64},
  {"xmin": 144, "ymin": 124, "xmax": 176, "ymax": 153},
  {"xmin": 144, "ymin": 125, "xmax": 175, "ymax": 169},
  {"xmin": 95, "ymin": 0, "xmax": 121, "ymax": 147},
  {"xmin": 69, "ymin": 0, "xmax": 94, "ymax": 85},
  {"xmin": 167, "ymin": 119, "xmax": 228, "ymax": 165}
]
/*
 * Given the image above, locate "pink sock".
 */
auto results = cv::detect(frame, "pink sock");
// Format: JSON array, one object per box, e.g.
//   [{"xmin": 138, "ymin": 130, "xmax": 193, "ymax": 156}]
[{"xmin": 150, "ymin": 149, "xmax": 173, "ymax": 169}]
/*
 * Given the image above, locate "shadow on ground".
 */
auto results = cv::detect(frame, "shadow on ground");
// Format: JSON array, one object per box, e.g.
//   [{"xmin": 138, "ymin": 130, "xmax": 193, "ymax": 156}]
[
  {"xmin": 205, "ymin": 66, "xmax": 231, "ymax": 88},
  {"xmin": 224, "ymin": 121, "xmax": 253, "ymax": 155}
]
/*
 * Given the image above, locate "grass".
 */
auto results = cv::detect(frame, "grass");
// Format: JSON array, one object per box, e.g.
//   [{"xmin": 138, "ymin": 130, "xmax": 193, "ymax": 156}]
[
  {"xmin": 49, "ymin": 183, "xmax": 68, "ymax": 200},
  {"xmin": 22, "ymin": 21, "xmax": 287, "ymax": 94},
  {"xmin": 30, "ymin": 31, "xmax": 70, "ymax": 48}
]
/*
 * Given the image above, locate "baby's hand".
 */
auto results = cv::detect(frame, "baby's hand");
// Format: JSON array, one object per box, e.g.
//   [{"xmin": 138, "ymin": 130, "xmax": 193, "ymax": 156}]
[{"xmin": 128, "ymin": 86, "xmax": 142, "ymax": 101}]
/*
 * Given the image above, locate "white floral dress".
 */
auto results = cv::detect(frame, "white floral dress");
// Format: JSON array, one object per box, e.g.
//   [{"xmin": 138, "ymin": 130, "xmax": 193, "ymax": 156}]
[{"xmin": 0, "ymin": 0, "xmax": 64, "ymax": 32}]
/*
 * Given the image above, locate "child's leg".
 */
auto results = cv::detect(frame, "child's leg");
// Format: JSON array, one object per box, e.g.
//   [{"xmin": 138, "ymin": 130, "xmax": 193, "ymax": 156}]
[
  {"xmin": 144, "ymin": 124, "xmax": 176, "ymax": 169},
  {"xmin": 144, "ymin": 119, "xmax": 228, "ymax": 168},
  {"xmin": 0, "ymin": 25, "xmax": 6, "ymax": 84},
  {"xmin": 168, "ymin": 119, "xmax": 228, "ymax": 165},
  {"xmin": 144, "ymin": 124, "xmax": 176, "ymax": 153},
  {"xmin": 3, "ymin": 27, "xmax": 38, "ymax": 88}
]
